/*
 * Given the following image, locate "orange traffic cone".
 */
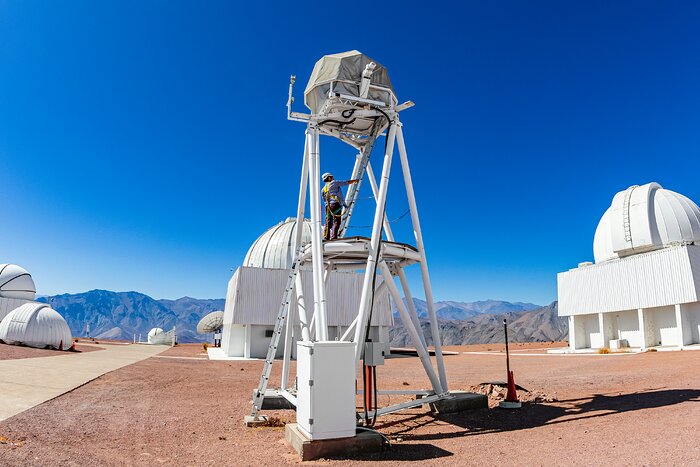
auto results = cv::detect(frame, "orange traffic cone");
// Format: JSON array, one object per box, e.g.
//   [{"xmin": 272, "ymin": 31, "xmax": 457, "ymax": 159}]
[{"xmin": 499, "ymin": 370, "xmax": 522, "ymax": 409}]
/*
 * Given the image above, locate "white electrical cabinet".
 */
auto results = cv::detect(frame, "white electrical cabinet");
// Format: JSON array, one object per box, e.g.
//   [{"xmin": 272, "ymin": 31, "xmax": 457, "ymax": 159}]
[{"xmin": 296, "ymin": 341, "xmax": 356, "ymax": 440}]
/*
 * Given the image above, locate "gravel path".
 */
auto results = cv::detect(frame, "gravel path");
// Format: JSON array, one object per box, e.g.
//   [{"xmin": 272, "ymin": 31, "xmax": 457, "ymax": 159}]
[{"xmin": 0, "ymin": 344, "xmax": 698, "ymax": 465}]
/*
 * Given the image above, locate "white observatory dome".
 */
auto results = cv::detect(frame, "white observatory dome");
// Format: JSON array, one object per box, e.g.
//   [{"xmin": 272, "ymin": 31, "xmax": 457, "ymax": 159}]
[
  {"xmin": 0, "ymin": 264, "xmax": 37, "ymax": 300},
  {"xmin": 147, "ymin": 327, "xmax": 164, "ymax": 343},
  {"xmin": 0, "ymin": 303, "xmax": 72, "ymax": 350},
  {"xmin": 243, "ymin": 218, "xmax": 312, "ymax": 269},
  {"xmin": 593, "ymin": 182, "xmax": 700, "ymax": 263}
]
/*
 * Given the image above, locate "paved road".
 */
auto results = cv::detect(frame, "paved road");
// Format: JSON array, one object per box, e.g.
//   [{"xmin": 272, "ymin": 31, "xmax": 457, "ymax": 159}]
[{"xmin": 0, "ymin": 343, "xmax": 167, "ymax": 421}]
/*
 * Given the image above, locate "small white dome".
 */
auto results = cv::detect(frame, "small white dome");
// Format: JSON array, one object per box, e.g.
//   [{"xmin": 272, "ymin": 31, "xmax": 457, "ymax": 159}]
[
  {"xmin": 0, "ymin": 303, "xmax": 72, "ymax": 350},
  {"xmin": 147, "ymin": 327, "xmax": 173, "ymax": 345},
  {"xmin": 243, "ymin": 218, "xmax": 312, "ymax": 269},
  {"xmin": 593, "ymin": 183, "xmax": 700, "ymax": 262},
  {"xmin": 0, "ymin": 264, "xmax": 36, "ymax": 300}
]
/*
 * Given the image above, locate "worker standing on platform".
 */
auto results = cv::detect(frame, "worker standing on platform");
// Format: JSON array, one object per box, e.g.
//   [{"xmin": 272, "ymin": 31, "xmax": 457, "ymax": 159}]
[{"xmin": 322, "ymin": 172, "xmax": 359, "ymax": 241}]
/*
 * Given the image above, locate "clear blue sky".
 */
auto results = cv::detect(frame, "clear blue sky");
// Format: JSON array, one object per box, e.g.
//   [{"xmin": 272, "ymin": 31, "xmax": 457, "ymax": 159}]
[{"xmin": 1, "ymin": 1, "xmax": 699, "ymax": 304}]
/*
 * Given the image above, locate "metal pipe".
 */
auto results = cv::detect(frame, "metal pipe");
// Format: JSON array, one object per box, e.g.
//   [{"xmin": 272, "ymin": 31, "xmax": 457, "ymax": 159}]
[
  {"xmin": 291, "ymin": 129, "xmax": 310, "ymax": 257},
  {"xmin": 344, "ymin": 152, "xmax": 363, "ymax": 225},
  {"xmin": 372, "ymin": 393, "xmax": 443, "ymax": 417},
  {"xmin": 340, "ymin": 278, "xmax": 388, "ymax": 342},
  {"xmin": 282, "ymin": 131, "xmax": 312, "ymax": 387},
  {"xmin": 396, "ymin": 125, "xmax": 448, "ymax": 392},
  {"xmin": 341, "ymin": 315, "xmax": 359, "ymax": 341},
  {"xmin": 397, "ymin": 269, "xmax": 428, "ymax": 349},
  {"xmin": 378, "ymin": 260, "xmax": 443, "ymax": 394},
  {"xmin": 369, "ymin": 158, "xmax": 428, "ymax": 353},
  {"xmin": 353, "ymin": 122, "xmax": 397, "ymax": 362},
  {"xmin": 295, "ymin": 273, "xmax": 310, "ymax": 341},
  {"xmin": 307, "ymin": 127, "xmax": 328, "ymax": 341},
  {"xmin": 366, "ymin": 162, "xmax": 395, "ymax": 240},
  {"xmin": 314, "ymin": 131, "xmax": 329, "ymax": 341}
]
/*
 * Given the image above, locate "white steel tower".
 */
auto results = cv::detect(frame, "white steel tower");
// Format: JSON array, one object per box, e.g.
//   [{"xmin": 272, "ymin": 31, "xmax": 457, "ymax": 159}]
[{"xmin": 249, "ymin": 51, "xmax": 449, "ymax": 429}]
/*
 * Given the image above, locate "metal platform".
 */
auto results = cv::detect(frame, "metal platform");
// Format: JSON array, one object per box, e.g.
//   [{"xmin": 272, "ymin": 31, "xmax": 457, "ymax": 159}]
[{"xmin": 300, "ymin": 236, "xmax": 421, "ymax": 271}]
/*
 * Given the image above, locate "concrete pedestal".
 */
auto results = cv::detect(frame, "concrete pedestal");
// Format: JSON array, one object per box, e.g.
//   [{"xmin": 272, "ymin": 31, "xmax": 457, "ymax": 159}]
[
  {"xmin": 427, "ymin": 391, "xmax": 488, "ymax": 414},
  {"xmin": 285, "ymin": 423, "xmax": 383, "ymax": 461}
]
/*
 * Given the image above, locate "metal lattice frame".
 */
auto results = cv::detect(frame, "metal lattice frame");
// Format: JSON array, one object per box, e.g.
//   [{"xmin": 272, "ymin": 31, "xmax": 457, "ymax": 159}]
[{"xmin": 252, "ymin": 77, "xmax": 448, "ymax": 421}]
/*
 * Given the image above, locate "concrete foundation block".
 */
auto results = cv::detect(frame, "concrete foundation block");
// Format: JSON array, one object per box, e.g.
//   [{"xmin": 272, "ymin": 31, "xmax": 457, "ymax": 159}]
[
  {"xmin": 429, "ymin": 391, "xmax": 488, "ymax": 414},
  {"xmin": 244, "ymin": 415, "xmax": 269, "ymax": 427},
  {"xmin": 285, "ymin": 423, "xmax": 383, "ymax": 461}
]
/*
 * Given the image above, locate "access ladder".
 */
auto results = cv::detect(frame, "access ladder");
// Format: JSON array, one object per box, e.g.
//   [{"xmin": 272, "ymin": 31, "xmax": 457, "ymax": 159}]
[{"xmin": 250, "ymin": 250, "xmax": 303, "ymax": 418}]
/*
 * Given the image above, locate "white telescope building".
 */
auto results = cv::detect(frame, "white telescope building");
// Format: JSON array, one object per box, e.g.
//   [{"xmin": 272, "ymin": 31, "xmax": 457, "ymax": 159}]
[
  {"xmin": 221, "ymin": 218, "xmax": 393, "ymax": 359},
  {"xmin": 558, "ymin": 182, "xmax": 700, "ymax": 351}
]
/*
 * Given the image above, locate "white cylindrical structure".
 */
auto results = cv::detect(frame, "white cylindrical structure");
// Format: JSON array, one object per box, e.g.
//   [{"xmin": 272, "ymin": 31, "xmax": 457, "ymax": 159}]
[
  {"xmin": 354, "ymin": 121, "xmax": 397, "ymax": 361},
  {"xmin": 308, "ymin": 127, "xmax": 328, "ymax": 341},
  {"xmin": 0, "ymin": 303, "xmax": 72, "ymax": 350},
  {"xmin": 0, "ymin": 264, "xmax": 37, "ymax": 301},
  {"xmin": 397, "ymin": 125, "xmax": 448, "ymax": 392},
  {"xmin": 366, "ymin": 161, "xmax": 427, "ymax": 348},
  {"xmin": 377, "ymin": 261, "xmax": 443, "ymax": 394},
  {"xmin": 283, "ymin": 129, "xmax": 313, "ymax": 388}
]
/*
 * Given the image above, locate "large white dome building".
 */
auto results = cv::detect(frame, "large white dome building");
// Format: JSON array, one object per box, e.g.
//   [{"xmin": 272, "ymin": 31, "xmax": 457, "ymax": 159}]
[
  {"xmin": 221, "ymin": 218, "xmax": 392, "ymax": 359},
  {"xmin": 558, "ymin": 182, "xmax": 700, "ymax": 351},
  {"xmin": 593, "ymin": 183, "xmax": 700, "ymax": 263},
  {"xmin": 0, "ymin": 302, "xmax": 73, "ymax": 351},
  {"xmin": 0, "ymin": 264, "xmax": 36, "ymax": 301},
  {"xmin": 243, "ymin": 218, "xmax": 312, "ymax": 269},
  {"xmin": 0, "ymin": 264, "xmax": 38, "ymax": 322}
]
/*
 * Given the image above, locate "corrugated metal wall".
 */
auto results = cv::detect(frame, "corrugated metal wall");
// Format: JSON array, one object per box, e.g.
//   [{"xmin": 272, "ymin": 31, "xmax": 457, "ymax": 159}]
[
  {"xmin": 0, "ymin": 303, "xmax": 72, "ymax": 350},
  {"xmin": 225, "ymin": 267, "xmax": 393, "ymax": 326},
  {"xmin": 559, "ymin": 245, "xmax": 700, "ymax": 316},
  {"xmin": 0, "ymin": 297, "xmax": 31, "ymax": 322}
]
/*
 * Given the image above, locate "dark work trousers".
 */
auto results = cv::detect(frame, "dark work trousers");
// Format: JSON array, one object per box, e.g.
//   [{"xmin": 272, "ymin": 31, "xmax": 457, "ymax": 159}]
[{"xmin": 324, "ymin": 201, "xmax": 343, "ymax": 240}]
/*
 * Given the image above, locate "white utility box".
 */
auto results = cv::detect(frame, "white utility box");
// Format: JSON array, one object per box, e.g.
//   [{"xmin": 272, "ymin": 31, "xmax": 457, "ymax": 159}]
[{"xmin": 296, "ymin": 341, "xmax": 356, "ymax": 440}]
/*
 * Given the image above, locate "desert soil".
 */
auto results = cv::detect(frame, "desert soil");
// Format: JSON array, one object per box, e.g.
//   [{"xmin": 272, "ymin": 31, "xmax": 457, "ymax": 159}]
[{"xmin": 1, "ymin": 343, "xmax": 699, "ymax": 465}]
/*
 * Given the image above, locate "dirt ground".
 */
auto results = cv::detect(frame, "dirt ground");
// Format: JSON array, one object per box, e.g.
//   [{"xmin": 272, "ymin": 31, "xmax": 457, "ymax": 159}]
[
  {"xmin": 1, "ymin": 343, "xmax": 699, "ymax": 466},
  {"xmin": 0, "ymin": 343, "xmax": 101, "ymax": 360}
]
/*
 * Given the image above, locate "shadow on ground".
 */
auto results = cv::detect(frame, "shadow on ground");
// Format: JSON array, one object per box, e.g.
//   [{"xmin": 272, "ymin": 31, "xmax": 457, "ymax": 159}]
[
  {"xmin": 377, "ymin": 389, "xmax": 700, "ymax": 442},
  {"xmin": 326, "ymin": 443, "xmax": 454, "ymax": 461}
]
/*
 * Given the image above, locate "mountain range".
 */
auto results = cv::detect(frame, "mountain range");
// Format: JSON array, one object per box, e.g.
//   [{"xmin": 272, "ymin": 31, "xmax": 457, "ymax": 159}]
[
  {"xmin": 41, "ymin": 290, "xmax": 565, "ymax": 345},
  {"xmin": 42, "ymin": 290, "xmax": 224, "ymax": 343},
  {"xmin": 397, "ymin": 298, "xmax": 541, "ymax": 320},
  {"xmin": 389, "ymin": 301, "xmax": 567, "ymax": 346}
]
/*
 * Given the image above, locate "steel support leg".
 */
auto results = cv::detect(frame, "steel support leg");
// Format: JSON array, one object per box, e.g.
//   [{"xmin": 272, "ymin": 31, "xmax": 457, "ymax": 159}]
[
  {"xmin": 396, "ymin": 124, "xmax": 448, "ymax": 391},
  {"xmin": 282, "ymin": 131, "xmax": 312, "ymax": 388},
  {"xmin": 354, "ymin": 121, "xmax": 397, "ymax": 362},
  {"xmin": 378, "ymin": 260, "xmax": 443, "ymax": 395},
  {"xmin": 367, "ymin": 162, "xmax": 427, "ymax": 349},
  {"xmin": 308, "ymin": 127, "xmax": 328, "ymax": 341}
]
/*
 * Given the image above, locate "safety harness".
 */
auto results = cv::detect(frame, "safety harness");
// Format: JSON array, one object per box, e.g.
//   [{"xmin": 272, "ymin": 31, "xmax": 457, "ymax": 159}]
[{"xmin": 323, "ymin": 182, "xmax": 345, "ymax": 218}]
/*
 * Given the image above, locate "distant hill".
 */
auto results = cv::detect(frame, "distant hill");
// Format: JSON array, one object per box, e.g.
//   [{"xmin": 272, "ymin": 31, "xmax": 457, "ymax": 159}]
[
  {"xmin": 39, "ymin": 290, "xmax": 562, "ymax": 346},
  {"xmin": 41, "ymin": 290, "xmax": 224, "ymax": 343},
  {"xmin": 396, "ymin": 298, "xmax": 541, "ymax": 321},
  {"xmin": 390, "ymin": 301, "xmax": 567, "ymax": 346}
]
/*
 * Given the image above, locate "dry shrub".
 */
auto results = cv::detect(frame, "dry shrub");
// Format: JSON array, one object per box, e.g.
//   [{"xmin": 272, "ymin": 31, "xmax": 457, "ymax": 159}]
[
  {"xmin": 257, "ymin": 416, "xmax": 285, "ymax": 428},
  {"xmin": 203, "ymin": 342, "xmax": 209, "ymax": 351},
  {"xmin": 0, "ymin": 436, "xmax": 25, "ymax": 448},
  {"xmin": 598, "ymin": 347, "xmax": 611, "ymax": 354}
]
